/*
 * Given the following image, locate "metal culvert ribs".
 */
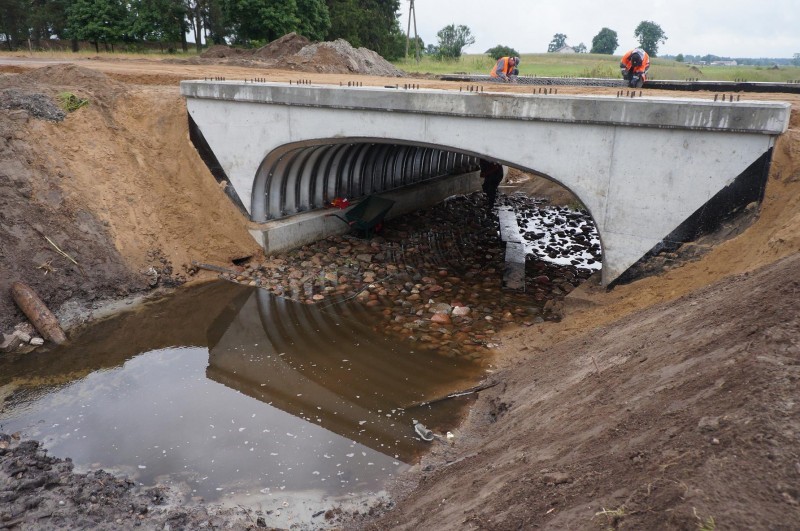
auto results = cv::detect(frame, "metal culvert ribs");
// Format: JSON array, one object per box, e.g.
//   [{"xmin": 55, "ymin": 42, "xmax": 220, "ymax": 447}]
[{"xmin": 257, "ymin": 141, "xmax": 479, "ymax": 221}]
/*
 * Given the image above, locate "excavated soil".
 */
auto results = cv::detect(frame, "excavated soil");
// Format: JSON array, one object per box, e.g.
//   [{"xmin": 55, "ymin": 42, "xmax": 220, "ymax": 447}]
[
  {"xmin": 0, "ymin": 63, "xmax": 261, "ymax": 334},
  {"xmin": 0, "ymin": 55, "xmax": 799, "ymax": 530},
  {"xmin": 180, "ymin": 33, "xmax": 404, "ymax": 76}
]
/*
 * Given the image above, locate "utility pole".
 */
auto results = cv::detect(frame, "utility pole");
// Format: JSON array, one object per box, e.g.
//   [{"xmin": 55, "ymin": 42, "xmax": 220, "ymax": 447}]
[{"xmin": 405, "ymin": 0, "xmax": 420, "ymax": 62}]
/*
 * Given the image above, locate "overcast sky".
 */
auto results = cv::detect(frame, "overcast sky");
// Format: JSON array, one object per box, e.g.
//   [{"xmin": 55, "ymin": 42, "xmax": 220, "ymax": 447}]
[{"xmin": 397, "ymin": 0, "xmax": 799, "ymax": 58}]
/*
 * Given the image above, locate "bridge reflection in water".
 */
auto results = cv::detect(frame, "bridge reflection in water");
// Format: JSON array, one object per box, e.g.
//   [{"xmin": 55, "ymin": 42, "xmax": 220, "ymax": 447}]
[
  {"xmin": 0, "ymin": 281, "xmax": 485, "ymax": 513},
  {"xmin": 207, "ymin": 287, "xmax": 485, "ymax": 464}
]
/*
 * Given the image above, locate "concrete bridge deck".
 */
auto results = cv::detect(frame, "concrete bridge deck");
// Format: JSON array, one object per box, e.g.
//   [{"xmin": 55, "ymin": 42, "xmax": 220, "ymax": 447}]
[{"xmin": 180, "ymin": 80, "xmax": 790, "ymax": 284}]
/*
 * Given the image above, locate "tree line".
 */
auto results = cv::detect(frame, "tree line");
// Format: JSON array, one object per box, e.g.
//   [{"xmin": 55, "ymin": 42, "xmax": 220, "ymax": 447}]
[
  {"xmin": 543, "ymin": 21, "xmax": 667, "ymax": 57},
  {"xmin": 0, "ymin": 0, "xmax": 407, "ymax": 59}
]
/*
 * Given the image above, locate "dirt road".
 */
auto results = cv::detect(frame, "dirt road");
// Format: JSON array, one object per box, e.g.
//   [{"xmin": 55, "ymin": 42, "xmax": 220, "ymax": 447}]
[{"xmin": 1, "ymin": 53, "xmax": 799, "ymax": 529}]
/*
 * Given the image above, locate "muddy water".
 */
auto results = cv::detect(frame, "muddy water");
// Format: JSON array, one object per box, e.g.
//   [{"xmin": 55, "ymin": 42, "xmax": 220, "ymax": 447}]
[{"xmin": 0, "ymin": 281, "xmax": 487, "ymax": 524}]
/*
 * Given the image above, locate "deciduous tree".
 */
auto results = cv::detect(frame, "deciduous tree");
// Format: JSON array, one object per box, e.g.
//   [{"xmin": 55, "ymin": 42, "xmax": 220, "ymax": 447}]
[
  {"xmin": 326, "ymin": 0, "xmax": 403, "ymax": 60},
  {"xmin": 547, "ymin": 33, "xmax": 567, "ymax": 52},
  {"xmin": 225, "ymin": 0, "xmax": 328, "ymax": 45},
  {"xmin": 128, "ymin": 0, "xmax": 185, "ymax": 48},
  {"xmin": 436, "ymin": 24, "xmax": 474, "ymax": 59},
  {"xmin": 227, "ymin": 0, "xmax": 299, "ymax": 45},
  {"xmin": 634, "ymin": 20, "xmax": 667, "ymax": 57},
  {"xmin": 485, "ymin": 45, "xmax": 519, "ymax": 60},
  {"xmin": 590, "ymin": 27, "xmax": 617, "ymax": 54},
  {"xmin": 0, "ymin": 0, "xmax": 29, "ymax": 50},
  {"xmin": 296, "ymin": 0, "xmax": 330, "ymax": 42},
  {"xmin": 201, "ymin": 0, "xmax": 229, "ymax": 45},
  {"xmin": 66, "ymin": 0, "xmax": 127, "ymax": 52}
]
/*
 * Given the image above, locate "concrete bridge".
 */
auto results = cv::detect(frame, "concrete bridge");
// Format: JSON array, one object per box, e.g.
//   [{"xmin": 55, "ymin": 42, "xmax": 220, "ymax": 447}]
[{"xmin": 180, "ymin": 81, "xmax": 790, "ymax": 285}]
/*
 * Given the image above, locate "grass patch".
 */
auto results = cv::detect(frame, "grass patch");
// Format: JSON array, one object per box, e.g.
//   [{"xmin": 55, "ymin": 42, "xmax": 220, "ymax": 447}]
[
  {"xmin": 694, "ymin": 508, "xmax": 716, "ymax": 531},
  {"xmin": 57, "ymin": 92, "xmax": 89, "ymax": 112},
  {"xmin": 594, "ymin": 505, "xmax": 626, "ymax": 528}
]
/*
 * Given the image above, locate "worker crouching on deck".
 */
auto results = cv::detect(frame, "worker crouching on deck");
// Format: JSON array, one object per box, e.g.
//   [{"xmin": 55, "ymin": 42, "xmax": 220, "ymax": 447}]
[
  {"xmin": 620, "ymin": 48, "xmax": 650, "ymax": 88},
  {"xmin": 490, "ymin": 56, "xmax": 520, "ymax": 82}
]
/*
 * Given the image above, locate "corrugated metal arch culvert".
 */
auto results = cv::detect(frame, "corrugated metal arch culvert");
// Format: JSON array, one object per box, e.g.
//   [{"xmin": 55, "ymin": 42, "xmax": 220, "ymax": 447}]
[{"xmin": 251, "ymin": 140, "xmax": 479, "ymax": 222}]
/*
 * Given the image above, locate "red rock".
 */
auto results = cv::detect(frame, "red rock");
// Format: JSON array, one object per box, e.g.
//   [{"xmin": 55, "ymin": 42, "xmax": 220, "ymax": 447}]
[{"xmin": 431, "ymin": 313, "xmax": 451, "ymax": 324}]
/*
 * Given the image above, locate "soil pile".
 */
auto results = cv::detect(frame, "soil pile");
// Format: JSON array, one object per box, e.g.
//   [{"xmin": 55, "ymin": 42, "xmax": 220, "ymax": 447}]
[
  {"xmin": 199, "ymin": 44, "xmax": 247, "ymax": 59},
  {"xmin": 286, "ymin": 39, "xmax": 405, "ymax": 76},
  {"xmin": 187, "ymin": 34, "xmax": 405, "ymax": 77},
  {"xmin": 0, "ymin": 64, "xmax": 260, "ymax": 335},
  {"xmin": 17, "ymin": 63, "xmax": 122, "ymax": 90},
  {"xmin": 251, "ymin": 32, "xmax": 311, "ymax": 61}
]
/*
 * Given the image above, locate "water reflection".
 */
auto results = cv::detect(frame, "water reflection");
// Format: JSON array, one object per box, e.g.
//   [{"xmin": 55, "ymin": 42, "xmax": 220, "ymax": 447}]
[
  {"xmin": 209, "ymin": 289, "xmax": 479, "ymax": 462},
  {"xmin": 0, "ymin": 282, "xmax": 485, "ymax": 520}
]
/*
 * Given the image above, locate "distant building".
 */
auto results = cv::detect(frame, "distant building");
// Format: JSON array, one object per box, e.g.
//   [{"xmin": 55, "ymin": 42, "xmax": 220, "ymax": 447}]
[
  {"xmin": 553, "ymin": 45, "xmax": 576, "ymax": 54},
  {"xmin": 710, "ymin": 60, "xmax": 738, "ymax": 66}
]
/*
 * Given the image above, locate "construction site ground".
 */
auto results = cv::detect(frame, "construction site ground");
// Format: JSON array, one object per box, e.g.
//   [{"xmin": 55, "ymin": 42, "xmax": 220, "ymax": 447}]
[{"xmin": 0, "ymin": 51, "xmax": 799, "ymax": 530}]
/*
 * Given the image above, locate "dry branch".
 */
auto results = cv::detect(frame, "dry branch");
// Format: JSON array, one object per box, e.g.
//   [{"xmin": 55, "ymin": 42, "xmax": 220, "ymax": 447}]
[{"xmin": 403, "ymin": 380, "xmax": 499, "ymax": 409}]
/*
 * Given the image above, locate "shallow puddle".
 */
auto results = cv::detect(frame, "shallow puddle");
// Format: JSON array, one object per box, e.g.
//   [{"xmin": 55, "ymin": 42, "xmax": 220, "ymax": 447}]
[{"xmin": 0, "ymin": 282, "xmax": 488, "ymax": 525}]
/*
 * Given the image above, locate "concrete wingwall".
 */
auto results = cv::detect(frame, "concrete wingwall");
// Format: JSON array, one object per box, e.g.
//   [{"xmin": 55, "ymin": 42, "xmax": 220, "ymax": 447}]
[{"xmin": 181, "ymin": 81, "xmax": 791, "ymax": 284}]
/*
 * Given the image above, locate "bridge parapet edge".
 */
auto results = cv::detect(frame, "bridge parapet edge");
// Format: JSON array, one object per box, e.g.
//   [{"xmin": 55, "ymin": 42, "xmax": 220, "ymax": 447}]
[{"xmin": 180, "ymin": 80, "xmax": 791, "ymax": 135}]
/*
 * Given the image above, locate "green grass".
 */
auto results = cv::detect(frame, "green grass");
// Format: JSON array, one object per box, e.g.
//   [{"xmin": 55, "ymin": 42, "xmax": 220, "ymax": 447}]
[
  {"xmin": 393, "ymin": 52, "xmax": 800, "ymax": 82},
  {"xmin": 57, "ymin": 92, "xmax": 89, "ymax": 112}
]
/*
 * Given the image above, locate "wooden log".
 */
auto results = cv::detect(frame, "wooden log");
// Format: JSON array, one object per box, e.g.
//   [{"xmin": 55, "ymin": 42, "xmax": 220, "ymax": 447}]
[
  {"xmin": 10, "ymin": 281, "xmax": 67, "ymax": 345},
  {"xmin": 191, "ymin": 260, "xmax": 239, "ymax": 275}
]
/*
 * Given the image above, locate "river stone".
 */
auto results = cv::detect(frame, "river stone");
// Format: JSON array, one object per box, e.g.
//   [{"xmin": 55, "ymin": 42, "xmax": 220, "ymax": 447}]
[
  {"xmin": 431, "ymin": 313, "xmax": 451, "ymax": 325},
  {"xmin": 452, "ymin": 306, "xmax": 471, "ymax": 317},
  {"xmin": 429, "ymin": 303, "xmax": 452, "ymax": 314}
]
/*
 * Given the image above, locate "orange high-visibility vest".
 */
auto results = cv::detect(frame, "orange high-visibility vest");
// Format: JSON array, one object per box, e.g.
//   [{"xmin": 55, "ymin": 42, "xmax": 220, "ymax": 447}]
[
  {"xmin": 490, "ymin": 57, "xmax": 515, "ymax": 78},
  {"xmin": 620, "ymin": 49, "xmax": 650, "ymax": 75}
]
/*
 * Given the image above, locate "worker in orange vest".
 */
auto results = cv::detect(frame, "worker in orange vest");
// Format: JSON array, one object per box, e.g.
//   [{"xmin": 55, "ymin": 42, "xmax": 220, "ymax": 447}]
[
  {"xmin": 490, "ymin": 56, "xmax": 520, "ymax": 82},
  {"xmin": 620, "ymin": 48, "xmax": 650, "ymax": 88}
]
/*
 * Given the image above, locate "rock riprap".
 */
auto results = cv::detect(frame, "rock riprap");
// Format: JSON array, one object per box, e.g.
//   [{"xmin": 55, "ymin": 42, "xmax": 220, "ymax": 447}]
[{"xmin": 218, "ymin": 193, "xmax": 597, "ymax": 360}]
